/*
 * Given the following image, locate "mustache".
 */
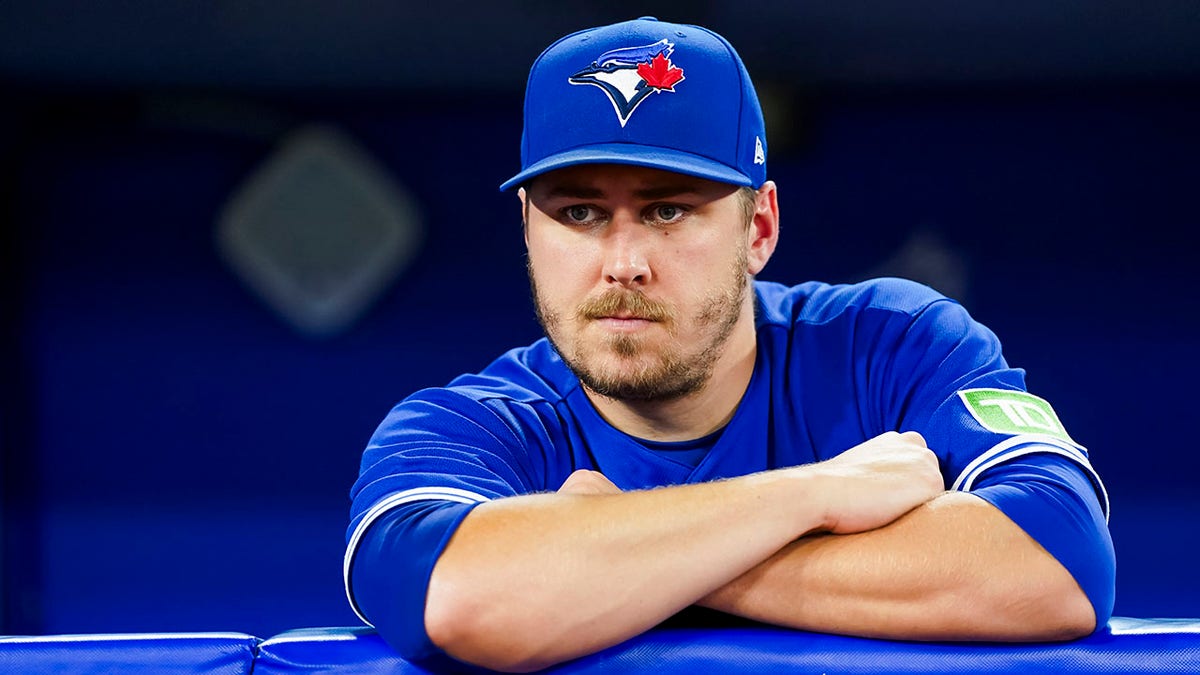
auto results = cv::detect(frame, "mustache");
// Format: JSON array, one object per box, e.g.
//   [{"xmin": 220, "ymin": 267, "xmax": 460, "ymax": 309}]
[{"xmin": 578, "ymin": 289, "xmax": 673, "ymax": 322}]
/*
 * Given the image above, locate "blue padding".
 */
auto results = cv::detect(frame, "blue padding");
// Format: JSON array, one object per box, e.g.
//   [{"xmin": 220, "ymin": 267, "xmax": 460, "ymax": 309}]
[
  {"xmin": 253, "ymin": 620, "xmax": 1200, "ymax": 674},
  {"xmin": 0, "ymin": 632, "xmax": 259, "ymax": 674},
  {"xmin": 9, "ymin": 621, "xmax": 1200, "ymax": 673},
  {"xmin": 560, "ymin": 622, "xmax": 1200, "ymax": 674}
]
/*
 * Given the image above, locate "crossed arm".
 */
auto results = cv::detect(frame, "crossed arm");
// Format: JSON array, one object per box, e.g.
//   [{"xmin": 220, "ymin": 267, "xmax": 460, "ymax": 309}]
[{"xmin": 423, "ymin": 432, "xmax": 1095, "ymax": 672}]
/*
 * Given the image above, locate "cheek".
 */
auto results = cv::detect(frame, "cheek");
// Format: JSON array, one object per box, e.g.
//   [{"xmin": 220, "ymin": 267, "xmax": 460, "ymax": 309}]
[
  {"xmin": 672, "ymin": 239, "xmax": 731, "ymax": 281},
  {"xmin": 529, "ymin": 248, "xmax": 571, "ymax": 292},
  {"xmin": 528, "ymin": 229, "xmax": 598, "ymax": 288},
  {"xmin": 528, "ymin": 251, "xmax": 581, "ymax": 317}
]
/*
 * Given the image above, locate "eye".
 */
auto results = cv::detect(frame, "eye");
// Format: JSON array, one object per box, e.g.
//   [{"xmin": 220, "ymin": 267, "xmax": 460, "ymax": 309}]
[
  {"xmin": 650, "ymin": 204, "xmax": 687, "ymax": 223},
  {"xmin": 562, "ymin": 205, "xmax": 600, "ymax": 224}
]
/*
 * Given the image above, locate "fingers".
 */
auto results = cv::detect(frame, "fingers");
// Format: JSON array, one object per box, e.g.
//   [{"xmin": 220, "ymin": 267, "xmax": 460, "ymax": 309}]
[
  {"xmin": 811, "ymin": 430, "xmax": 944, "ymax": 534},
  {"xmin": 557, "ymin": 469, "xmax": 621, "ymax": 495}
]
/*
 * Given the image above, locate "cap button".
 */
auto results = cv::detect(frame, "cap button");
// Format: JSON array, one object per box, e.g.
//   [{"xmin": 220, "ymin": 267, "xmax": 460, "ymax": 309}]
[{"xmin": 637, "ymin": 16, "xmax": 659, "ymax": 21}]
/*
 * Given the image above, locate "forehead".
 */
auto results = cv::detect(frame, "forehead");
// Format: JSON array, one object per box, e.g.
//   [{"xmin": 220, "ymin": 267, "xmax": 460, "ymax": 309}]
[{"xmin": 526, "ymin": 164, "xmax": 737, "ymax": 201}]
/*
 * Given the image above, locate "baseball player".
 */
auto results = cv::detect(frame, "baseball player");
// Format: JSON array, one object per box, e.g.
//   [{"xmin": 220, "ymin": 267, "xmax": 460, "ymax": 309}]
[{"xmin": 344, "ymin": 17, "xmax": 1114, "ymax": 672}]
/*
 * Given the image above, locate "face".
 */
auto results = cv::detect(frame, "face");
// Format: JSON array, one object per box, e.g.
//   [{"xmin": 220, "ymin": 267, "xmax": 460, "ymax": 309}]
[{"xmin": 523, "ymin": 164, "xmax": 763, "ymax": 402}]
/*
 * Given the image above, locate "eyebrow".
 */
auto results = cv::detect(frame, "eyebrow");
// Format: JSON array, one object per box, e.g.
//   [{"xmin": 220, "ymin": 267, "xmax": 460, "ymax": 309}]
[
  {"xmin": 634, "ymin": 185, "xmax": 706, "ymax": 200},
  {"xmin": 538, "ymin": 184, "xmax": 707, "ymax": 201},
  {"xmin": 541, "ymin": 185, "xmax": 606, "ymax": 200}
]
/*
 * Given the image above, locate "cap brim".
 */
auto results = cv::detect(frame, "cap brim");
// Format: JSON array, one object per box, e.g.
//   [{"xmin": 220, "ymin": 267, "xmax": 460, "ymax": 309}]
[{"xmin": 499, "ymin": 143, "xmax": 754, "ymax": 191}]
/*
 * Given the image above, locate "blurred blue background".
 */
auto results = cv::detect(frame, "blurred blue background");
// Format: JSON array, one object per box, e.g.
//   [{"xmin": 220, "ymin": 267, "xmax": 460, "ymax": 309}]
[{"xmin": 2, "ymin": 2, "xmax": 1198, "ymax": 637}]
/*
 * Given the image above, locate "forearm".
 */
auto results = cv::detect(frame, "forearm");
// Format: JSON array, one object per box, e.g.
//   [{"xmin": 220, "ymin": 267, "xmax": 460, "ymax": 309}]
[
  {"xmin": 699, "ymin": 491, "xmax": 1095, "ymax": 641},
  {"xmin": 426, "ymin": 469, "xmax": 821, "ymax": 671},
  {"xmin": 421, "ymin": 430, "xmax": 942, "ymax": 671}
]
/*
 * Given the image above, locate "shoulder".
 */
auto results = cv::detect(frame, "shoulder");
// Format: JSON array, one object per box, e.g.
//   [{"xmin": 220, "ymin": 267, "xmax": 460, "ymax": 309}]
[
  {"xmin": 364, "ymin": 340, "xmax": 579, "ymax": 476},
  {"xmin": 441, "ymin": 338, "xmax": 577, "ymax": 406},
  {"xmin": 377, "ymin": 338, "xmax": 576, "ymax": 440},
  {"xmin": 753, "ymin": 278, "xmax": 996, "ymax": 368},
  {"xmin": 754, "ymin": 277, "xmax": 958, "ymax": 329}
]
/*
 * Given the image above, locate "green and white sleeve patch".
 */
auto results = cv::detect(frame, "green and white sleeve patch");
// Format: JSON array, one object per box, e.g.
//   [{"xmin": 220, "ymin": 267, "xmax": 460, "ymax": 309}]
[{"xmin": 957, "ymin": 388, "xmax": 1076, "ymax": 444}]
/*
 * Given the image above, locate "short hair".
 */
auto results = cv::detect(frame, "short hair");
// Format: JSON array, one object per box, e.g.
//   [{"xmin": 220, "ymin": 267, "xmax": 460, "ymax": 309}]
[{"xmin": 736, "ymin": 186, "xmax": 757, "ymax": 228}]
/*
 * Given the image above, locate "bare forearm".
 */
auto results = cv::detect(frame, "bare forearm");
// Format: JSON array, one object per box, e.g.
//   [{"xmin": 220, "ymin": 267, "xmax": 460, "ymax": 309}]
[
  {"xmin": 424, "ymin": 431, "xmax": 942, "ymax": 671},
  {"xmin": 699, "ymin": 491, "xmax": 1094, "ymax": 641},
  {"xmin": 426, "ymin": 470, "xmax": 821, "ymax": 671}
]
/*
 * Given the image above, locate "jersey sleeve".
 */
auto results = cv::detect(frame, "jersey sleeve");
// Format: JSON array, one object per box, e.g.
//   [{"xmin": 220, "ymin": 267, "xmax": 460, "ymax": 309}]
[
  {"xmin": 970, "ymin": 453, "xmax": 1116, "ymax": 626},
  {"xmin": 343, "ymin": 387, "xmax": 566, "ymax": 661},
  {"xmin": 870, "ymin": 286, "xmax": 1113, "ymax": 624},
  {"xmin": 876, "ymin": 292, "xmax": 1106, "ymax": 513}
]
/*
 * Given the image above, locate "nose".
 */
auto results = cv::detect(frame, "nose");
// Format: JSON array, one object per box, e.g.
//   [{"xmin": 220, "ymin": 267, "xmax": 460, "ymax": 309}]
[{"xmin": 600, "ymin": 213, "xmax": 651, "ymax": 287}]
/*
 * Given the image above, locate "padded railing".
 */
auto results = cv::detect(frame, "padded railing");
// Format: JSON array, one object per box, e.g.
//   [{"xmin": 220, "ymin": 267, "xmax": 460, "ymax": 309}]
[
  {"xmin": 0, "ymin": 632, "xmax": 259, "ymax": 674},
  {"xmin": 5, "ymin": 618, "xmax": 1200, "ymax": 673}
]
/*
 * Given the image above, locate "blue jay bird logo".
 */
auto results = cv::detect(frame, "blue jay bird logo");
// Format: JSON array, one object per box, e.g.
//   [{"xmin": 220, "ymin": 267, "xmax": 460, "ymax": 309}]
[{"xmin": 569, "ymin": 39, "xmax": 686, "ymax": 127}]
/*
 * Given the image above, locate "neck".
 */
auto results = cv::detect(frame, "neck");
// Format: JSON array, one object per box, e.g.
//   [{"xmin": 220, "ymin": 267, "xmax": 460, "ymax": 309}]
[{"xmin": 583, "ymin": 301, "xmax": 758, "ymax": 442}]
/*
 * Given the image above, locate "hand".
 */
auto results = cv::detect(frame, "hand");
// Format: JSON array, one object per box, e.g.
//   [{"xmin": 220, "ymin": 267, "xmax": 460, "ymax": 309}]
[
  {"xmin": 557, "ymin": 469, "xmax": 622, "ymax": 495},
  {"xmin": 807, "ymin": 431, "xmax": 943, "ymax": 535}
]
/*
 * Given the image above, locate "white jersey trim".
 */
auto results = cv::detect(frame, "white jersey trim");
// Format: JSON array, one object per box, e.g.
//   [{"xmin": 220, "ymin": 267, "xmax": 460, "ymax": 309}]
[
  {"xmin": 951, "ymin": 434, "xmax": 1109, "ymax": 521},
  {"xmin": 343, "ymin": 486, "xmax": 491, "ymax": 625}
]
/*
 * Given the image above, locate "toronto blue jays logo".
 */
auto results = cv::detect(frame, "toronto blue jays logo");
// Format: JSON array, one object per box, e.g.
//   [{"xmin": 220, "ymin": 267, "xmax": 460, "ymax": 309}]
[{"xmin": 568, "ymin": 39, "xmax": 685, "ymax": 127}]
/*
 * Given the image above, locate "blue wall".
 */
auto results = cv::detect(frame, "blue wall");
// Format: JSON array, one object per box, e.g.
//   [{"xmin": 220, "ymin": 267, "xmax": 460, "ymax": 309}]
[{"xmin": 3, "ymin": 83, "xmax": 1198, "ymax": 636}]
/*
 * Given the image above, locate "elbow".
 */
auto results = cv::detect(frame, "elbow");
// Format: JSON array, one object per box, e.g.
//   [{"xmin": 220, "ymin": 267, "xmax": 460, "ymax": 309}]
[
  {"xmin": 935, "ymin": 563, "xmax": 1099, "ymax": 642},
  {"xmin": 425, "ymin": 584, "xmax": 563, "ymax": 673},
  {"xmin": 1031, "ymin": 586, "xmax": 1096, "ymax": 641},
  {"xmin": 993, "ymin": 573, "xmax": 1098, "ymax": 642},
  {"xmin": 1017, "ymin": 539, "xmax": 1113, "ymax": 641}
]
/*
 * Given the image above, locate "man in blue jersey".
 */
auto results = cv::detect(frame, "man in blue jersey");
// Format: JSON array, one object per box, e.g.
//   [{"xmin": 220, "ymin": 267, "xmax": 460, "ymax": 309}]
[{"xmin": 345, "ymin": 17, "xmax": 1115, "ymax": 672}]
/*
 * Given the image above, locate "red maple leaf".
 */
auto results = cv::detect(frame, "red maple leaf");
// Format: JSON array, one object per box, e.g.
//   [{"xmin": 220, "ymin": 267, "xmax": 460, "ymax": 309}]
[{"xmin": 637, "ymin": 53, "xmax": 684, "ymax": 91}]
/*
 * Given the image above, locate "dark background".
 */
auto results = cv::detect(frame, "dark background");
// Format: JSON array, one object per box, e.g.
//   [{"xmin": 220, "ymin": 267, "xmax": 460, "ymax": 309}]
[{"xmin": 2, "ymin": 2, "xmax": 1198, "ymax": 637}]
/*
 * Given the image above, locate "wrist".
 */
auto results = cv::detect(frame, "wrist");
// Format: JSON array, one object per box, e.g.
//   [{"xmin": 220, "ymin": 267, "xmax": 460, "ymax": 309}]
[{"xmin": 761, "ymin": 466, "xmax": 831, "ymax": 537}]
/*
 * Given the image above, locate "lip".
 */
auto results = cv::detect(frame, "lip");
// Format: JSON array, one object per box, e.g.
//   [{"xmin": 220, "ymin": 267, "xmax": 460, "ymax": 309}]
[{"xmin": 594, "ymin": 316, "xmax": 655, "ymax": 332}]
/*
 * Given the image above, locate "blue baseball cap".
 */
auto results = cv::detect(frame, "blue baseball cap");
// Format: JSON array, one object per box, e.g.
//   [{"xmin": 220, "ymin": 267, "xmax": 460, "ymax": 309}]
[{"xmin": 500, "ymin": 16, "xmax": 767, "ymax": 191}]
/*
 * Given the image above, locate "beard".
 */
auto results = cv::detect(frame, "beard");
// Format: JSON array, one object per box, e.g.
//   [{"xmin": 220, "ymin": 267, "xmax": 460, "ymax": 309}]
[{"xmin": 529, "ymin": 248, "xmax": 749, "ymax": 402}]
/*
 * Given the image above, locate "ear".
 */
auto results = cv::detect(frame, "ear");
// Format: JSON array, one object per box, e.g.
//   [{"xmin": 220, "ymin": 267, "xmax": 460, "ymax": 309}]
[{"xmin": 746, "ymin": 181, "xmax": 780, "ymax": 276}]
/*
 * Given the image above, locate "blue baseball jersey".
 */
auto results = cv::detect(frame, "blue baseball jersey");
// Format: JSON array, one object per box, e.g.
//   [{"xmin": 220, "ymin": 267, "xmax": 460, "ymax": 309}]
[{"xmin": 345, "ymin": 278, "xmax": 1114, "ymax": 662}]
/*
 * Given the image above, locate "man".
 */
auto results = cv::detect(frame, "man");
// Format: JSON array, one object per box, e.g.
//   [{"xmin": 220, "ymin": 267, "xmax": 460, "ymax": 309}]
[{"xmin": 345, "ymin": 17, "xmax": 1114, "ymax": 673}]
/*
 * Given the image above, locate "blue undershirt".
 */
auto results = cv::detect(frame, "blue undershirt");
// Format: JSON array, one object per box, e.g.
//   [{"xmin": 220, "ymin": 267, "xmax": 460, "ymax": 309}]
[{"xmin": 632, "ymin": 427, "xmax": 724, "ymax": 468}]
